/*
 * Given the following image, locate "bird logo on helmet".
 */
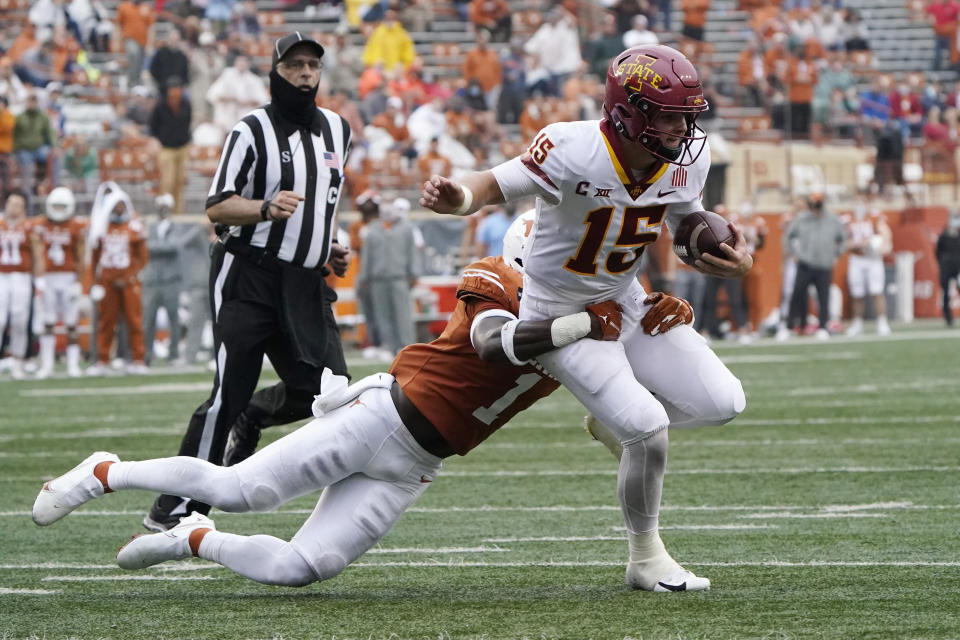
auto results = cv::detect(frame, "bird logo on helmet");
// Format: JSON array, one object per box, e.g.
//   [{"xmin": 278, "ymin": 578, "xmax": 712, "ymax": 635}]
[
  {"xmin": 45, "ymin": 187, "xmax": 76, "ymax": 223},
  {"xmin": 501, "ymin": 209, "xmax": 536, "ymax": 273},
  {"xmin": 603, "ymin": 44, "xmax": 709, "ymax": 166}
]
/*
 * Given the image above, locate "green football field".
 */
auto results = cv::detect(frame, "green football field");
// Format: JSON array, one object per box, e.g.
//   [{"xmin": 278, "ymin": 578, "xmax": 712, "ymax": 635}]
[{"xmin": 2, "ymin": 324, "xmax": 959, "ymax": 640}]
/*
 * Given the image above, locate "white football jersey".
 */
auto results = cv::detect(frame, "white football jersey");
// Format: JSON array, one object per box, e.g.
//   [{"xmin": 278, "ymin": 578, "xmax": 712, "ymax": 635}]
[{"xmin": 492, "ymin": 119, "xmax": 710, "ymax": 303}]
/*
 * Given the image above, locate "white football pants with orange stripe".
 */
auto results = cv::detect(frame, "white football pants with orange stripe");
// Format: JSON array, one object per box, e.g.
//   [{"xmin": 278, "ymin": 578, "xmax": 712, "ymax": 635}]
[{"xmin": 107, "ymin": 387, "xmax": 442, "ymax": 586}]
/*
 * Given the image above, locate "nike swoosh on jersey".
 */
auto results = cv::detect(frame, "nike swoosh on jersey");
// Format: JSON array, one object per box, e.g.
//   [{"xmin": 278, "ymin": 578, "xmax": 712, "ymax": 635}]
[{"xmin": 657, "ymin": 189, "xmax": 677, "ymax": 198}]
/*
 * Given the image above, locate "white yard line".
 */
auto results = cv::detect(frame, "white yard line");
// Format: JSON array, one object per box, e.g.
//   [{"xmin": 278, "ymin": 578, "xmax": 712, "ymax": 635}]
[
  {"xmin": 20, "ymin": 383, "xmax": 213, "ymax": 397},
  {"xmin": 40, "ymin": 575, "xmax": 216, "ymax": 582},
  {"xmin": 437, "ymin": 466, "xmax": 960, "ymax": 477},
  {"xmin": 367, "ymin": 546, "xmax": 508, "ymax": 554},
  {"xmin": 2, "ymin": 502, "xmax": 956, "ymax": 519},
  {"xmin": 349, "ymin": 560, "xmax": 960, "ymax": 568},
  {"xmin": 0, "ymin": 587, "xmax": 62, "ymax": 595}
]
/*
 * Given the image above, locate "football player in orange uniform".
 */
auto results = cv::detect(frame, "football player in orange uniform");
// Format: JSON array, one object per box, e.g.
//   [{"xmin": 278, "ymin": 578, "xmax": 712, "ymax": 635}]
[
  {"xmin": 88, "ymin": 193, "xmax": 149, "ymax": 375},
  {"xmin": 33, "ymin": 213, "xmax": 696, "ymax": 591},
  {"xmin": 33, "ymin": 187, "xmax": 87, "ymax": 378},
  {"xmin": 0, "ymin": 190, "xmax": 43, "ymax": 379}
]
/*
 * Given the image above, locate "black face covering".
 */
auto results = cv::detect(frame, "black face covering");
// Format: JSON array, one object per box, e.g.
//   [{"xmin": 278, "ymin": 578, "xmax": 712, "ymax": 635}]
[{"xmin": 269, "ymin": 69, "xmax": 318, "ymax": 127}]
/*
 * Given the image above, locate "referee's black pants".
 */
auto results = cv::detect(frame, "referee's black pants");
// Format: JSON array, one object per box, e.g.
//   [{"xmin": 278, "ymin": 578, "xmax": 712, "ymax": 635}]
[
  {"xmin": 149, "ymin": 242, "xmax": 346, "ymax": 523},
  {"xmin": 787, "ymin": 261, "xmax": 834, "ymax": 331}
]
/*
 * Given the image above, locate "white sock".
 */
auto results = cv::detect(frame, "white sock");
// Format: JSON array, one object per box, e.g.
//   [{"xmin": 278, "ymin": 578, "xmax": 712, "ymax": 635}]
[
  {"xmin": 40, "ymin": 335, "xmax": 55, "ymax": 370},
  {"xmin": 106, "ymin": 458, "xmax": 245, "ymax": 510},
  {"xmin": 626, "ymin": 530, "xmax": 681, "ymax": 590},
  {"xmin": 66, "ymin": 344, "xmax": 80, "ymax": 371},
  {"xmin": 199, "ymin": 531, "xmax": 319, "ymax": 586}
]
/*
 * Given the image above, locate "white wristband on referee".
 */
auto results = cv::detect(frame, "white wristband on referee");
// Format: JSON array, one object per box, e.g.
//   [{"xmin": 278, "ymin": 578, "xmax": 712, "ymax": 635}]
[
  {"xmin": 500, "ymin": 318, "xmax": 529, "ymax": 366},
  {"xmin": 550, "ymin": 312, "xmax": 592, "ymax": 348},
  {"xmin": 451, "ymin": 185, "xmax": 474, "ymax": 216}
]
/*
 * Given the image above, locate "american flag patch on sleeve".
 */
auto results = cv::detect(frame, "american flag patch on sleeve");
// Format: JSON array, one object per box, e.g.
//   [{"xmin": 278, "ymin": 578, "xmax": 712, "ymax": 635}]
[{"xmin": 323, "ymin": 151, "xmax": 340, "ymax": 168}]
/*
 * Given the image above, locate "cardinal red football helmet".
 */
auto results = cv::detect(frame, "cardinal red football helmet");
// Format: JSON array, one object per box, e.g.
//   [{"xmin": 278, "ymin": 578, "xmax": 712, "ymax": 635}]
[{"xmin": 603, "ymin": 45, "xmax": 709, "ymax": 166}]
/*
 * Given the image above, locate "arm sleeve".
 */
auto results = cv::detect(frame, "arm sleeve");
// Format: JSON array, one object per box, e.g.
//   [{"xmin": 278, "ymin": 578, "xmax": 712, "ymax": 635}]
[{"xmin": 206, "ymin": 124, "xmax": 256, "ymax": 209}]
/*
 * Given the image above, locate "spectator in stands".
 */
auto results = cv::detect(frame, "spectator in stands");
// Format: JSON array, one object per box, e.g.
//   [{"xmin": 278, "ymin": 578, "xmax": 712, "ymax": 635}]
[
  {"xmin": 873, "ymin": 120, "xmax": 906, "ymax": 196},
  {"xmin": 826, "ymin": 87, "xmax": 861, "ymax": 139},
  {"xmin": 813, "ymin": 3, "xmax": 846, "ymax": 52},
  {"xmin": 149, "ymin": 28, "xmax": 189, "ymax": 95},
  {"xmin": 325, "ymin": 32, "xmax": 367, "ymax": 99},
  {"xmin": 680, "ymin": 0, "xmax": 709, "ymax": 42},
  {"xmin": 812, "ymin": 52, "xmax": 855, "ymax": 132},
  {"xmin": 17, "ymin": 39, "xmax": 59, "ymax": 87},
  {"xmin": 417, "ymin": 136, "xmax": 452, "ymax": 182},
  {"xmin": 787, "ymin": 7, "xmax": 817, "ymax": 48},
  {"xmin": 924, "ymin": 105, "xmax": 958, "ymax": 154},
  {"xmin": 357, "ymin": 62, "xmax": 385, "ymax": 102},
  {"xmin": 763, "ymin": 32, "xmax": 791, "ymax": 95},
  {"xmin": 233, "ymin": 0, "xmax": 261, "ymax": 39},
  {"xmin": 781, "ymin": 193, "xmax": 846, "ymax": 340},
  {"xmin": 926, "ymin": 0, "xmax": 960, "ymax": 71},
  {"xmin": 67, "ymin": 0, "xmax": 113, "ymax": 52},
  {"xmin": 204, "ymin": 0, "xmax": 237, "ymax": 35},
  {"xmin": 127, "ymin": 84, "xmax": 154, "ymax": 126},
  {"xmin": 13, "ymin": 91, "xmax": 57, "ymax": 214},
  {"xmin": 610, "ymin": 0, "xmax": 654, "ymax": 35},
  {"xmin": 585, "ymin": 13, "xmax": 625, "ymax": 79},
  {"xmin": 362, "ymin": 8, "xmax": 416, "ymax": 71},
  {"xmin": 859, "ymin": 75, "xmax": 892, "ymax": 135},
  {"xmin": 0, "ymin": 57, "xmax": 29, "ymax": 112},
  {"xmin": 206, "ymin": 54, "xmax": 268, "ymax": 137},
  {"xmin": 496, "ymin": 38, "xmax": 527, "ymax": 125},
  {"xmin": 408, "ymin": 96, "xmax": 449, "ymax": 148},
  {"xmin": 0, "ymin": 97, "xmax": 13, "ymax": 191},
  {"xmin": 936, "ymin": 210, "xmax": 960, "ymax": 326},
  {"xmin": 462, "ymin": 29, "xmax": 501, "ymax": 112},
  {"xmin": 142, "ymin": 193, "xmax": 185, "ymax": 364},
  {"xmin": 469, "ymin": 0, "xmax": 511, "ymax": 43},
  {"xmin": 7, "ymin": 22, "xmax": 40, "ymax": 67},
  {"xmin": 401, "ymin": 0, "xmax": 435, "ymax": 34},
  {"xmin": 842, "ymin": 8, "xmax": 870, "ymax": 52},
  {"xmin": 890, "ymin": 79, "xmax": 925, "ymax": 139},
  {"xmin": 29, "ymin": 0, "xmax": 73, "ymax": 45},
  {"xmin": 736, "ymin": 39, "xmax": 766, "ymax": 108},
  {"xmin": 359, "ymin": 196, "xmax": 419, "ymax": 357},
  {"xmin": 63, "ymin": 135, "xmax": 98, "ymax": 193},
  {"xmin": 149, "ymin": 76, "xmax": 191, "ymax": 214},
  {"xmin": 623, "ymin": 14, "xmax": 659, "ymax": 48},
  {"xmin": 785, "ymin": 44, "xmax": 817, "ymax": 137},
  {"xmin": 369, "ymin": 95, "xmax": 415, "ymax": 160},
  {"xmin": 359, "ymin": 67, "xmax": 389, "ymax": 124},
  {"xmin": 115, "ymin": 0, "xmax": 156, "ymax": 90},
  {"xmin": 524, "ymin": 8, "xmax": 582, "ymax": 98},
  {"xmin": 188, "ymin": 31, "xmax": 225, "ymax": 124}
]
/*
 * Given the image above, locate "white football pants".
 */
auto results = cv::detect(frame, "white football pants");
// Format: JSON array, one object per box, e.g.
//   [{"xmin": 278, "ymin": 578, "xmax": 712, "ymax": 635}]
[
  {"xmin": 0, "ymin": 272, "xmax": 33, "ymax": 358},
  {"xmin": 520, "ymin": 278, "xmax": 745, "ymax": 534},
  {"xmin": 42, "ymin": 272, "xmax": 80, "ymax": 327},
  {"xmin": 847, "ymin": 254, "xmax": 885, "ymax": 298},
  {"xmin": 107, "ymin": 387, "xmax": 442, "ymax": 586}
]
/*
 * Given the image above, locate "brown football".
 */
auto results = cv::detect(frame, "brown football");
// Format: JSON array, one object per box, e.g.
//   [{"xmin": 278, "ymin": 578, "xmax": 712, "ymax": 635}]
[{"xmin": 672, "ymin": 210, "xmax": 735, "ymax": 266}]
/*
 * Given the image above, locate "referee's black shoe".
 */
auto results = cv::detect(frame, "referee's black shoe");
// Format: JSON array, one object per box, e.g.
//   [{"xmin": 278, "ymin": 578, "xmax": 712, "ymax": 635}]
[{"xmin": 222, "ymin": 411, "xmax": 263, "ymax": 467}]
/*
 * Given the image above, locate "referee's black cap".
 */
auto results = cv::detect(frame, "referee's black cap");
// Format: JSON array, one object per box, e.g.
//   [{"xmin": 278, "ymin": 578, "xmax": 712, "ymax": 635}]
[{"xmin": 272, "ymin": 32, "xmax": 325, "ymax": 67}]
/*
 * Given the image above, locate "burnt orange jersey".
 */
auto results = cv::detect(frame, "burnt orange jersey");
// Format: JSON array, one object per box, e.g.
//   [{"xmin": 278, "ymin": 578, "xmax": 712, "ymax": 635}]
[
  {"xmin": 33, "ymin": 217, "xmax": 87, "ymax": 274},
  {"xmin": 390, "ymin": 256, "xmax": 560, "ymax": 455},
  {"xmin": 95, "ymin": 217, "xmax": 148, "ymax": 280},
  {"xmin": 0, "ymin": 217, "xmax": 35, "ymax": 273}
]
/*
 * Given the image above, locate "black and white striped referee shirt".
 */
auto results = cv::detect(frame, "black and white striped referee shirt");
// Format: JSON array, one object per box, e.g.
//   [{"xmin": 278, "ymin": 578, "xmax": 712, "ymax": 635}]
[{"xmin": 206, "ymin": 104, "xmax": 351, "ymax": 270}]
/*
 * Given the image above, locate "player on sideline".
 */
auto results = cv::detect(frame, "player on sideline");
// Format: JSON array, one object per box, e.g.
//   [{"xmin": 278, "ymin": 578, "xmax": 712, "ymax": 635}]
[
  {"xmin": 33, "ymin": 213, "xmax": 699, "ymax": 591},
  {"xmin": 420, "ymin": 44, "xmax": 750, "ymax": 591}
]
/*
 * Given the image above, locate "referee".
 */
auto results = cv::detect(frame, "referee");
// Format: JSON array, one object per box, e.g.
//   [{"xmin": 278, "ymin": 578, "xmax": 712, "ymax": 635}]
[{"xmin": 145, "ymin": 32, "xmax": 352, "ymax": 531}]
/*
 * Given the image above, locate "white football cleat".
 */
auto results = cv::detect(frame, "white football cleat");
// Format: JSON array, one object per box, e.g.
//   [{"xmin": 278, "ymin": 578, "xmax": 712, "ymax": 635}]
[
  {"xmin": 626, "ymin": 563, "xmax": 710, "ymax": 592},
  {"xmin": 86, "ymin": 362, "xmax": 109, "ymax": 377},
  {"xmin": 33, "ymin": 451, "xmax": 119, "ymax": 526},
  {"xmin": 117, "ymin": 512, "xmax": 216, "ymax": 570}
]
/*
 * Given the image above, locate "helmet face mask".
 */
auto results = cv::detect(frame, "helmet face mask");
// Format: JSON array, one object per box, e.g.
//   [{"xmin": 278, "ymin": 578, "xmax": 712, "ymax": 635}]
[
  {"xmin": 45, "ymin": 186, "xmax": 76, "ymax": 223},
  {"xmin": 604, "ymin": 45, "xmax": 709, "ymax": 166}
]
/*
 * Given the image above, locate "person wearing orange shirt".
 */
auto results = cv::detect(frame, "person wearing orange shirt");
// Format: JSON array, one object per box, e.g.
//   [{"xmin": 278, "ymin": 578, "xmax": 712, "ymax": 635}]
[
  {"xmin": 33, "ymin": 187, "xmax": 87, "ymax": 378},
  {"xmin": 88, "ymin": 194, "xmax": 149, "ymax": 376},
  {"xmin": 786, "ymin": 45, "xmax": 818, "ymax": 136},
  {"xmin": 416, "ymin": 136, "xmax": 452, "ymax": 182},
  {"xmin": 469, "ymin": 0, "xmax": 511, "ymax": 42},
  {"xmin": 0, "ymin": 190, "xmax": 43, "ymax": 379},
  {"xmin": 680, "ymin": 0, "xmax": 710, "ymax": 42},
  {"xmin": 115, "ymin": 0, "xmax": 156, "ymax": 89},
  {"xmin": 0, "ymin": 96, "xmax": 15, "ymax": 192},
  {"xmin": 462, "ymin": 29, "xmax": 502, "ymax": 111}
]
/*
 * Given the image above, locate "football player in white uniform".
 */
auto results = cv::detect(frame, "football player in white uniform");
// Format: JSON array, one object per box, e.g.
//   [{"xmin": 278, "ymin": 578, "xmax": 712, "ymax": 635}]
[
  {"xmin": 844, "ymin": 200, "xmax": 892, "ymax": 337},
  {"xmin": 421, "ymin": 45, "xmax": 751, "ymax": 592}
]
